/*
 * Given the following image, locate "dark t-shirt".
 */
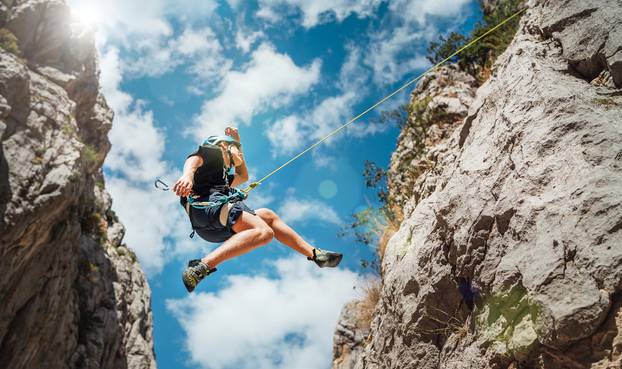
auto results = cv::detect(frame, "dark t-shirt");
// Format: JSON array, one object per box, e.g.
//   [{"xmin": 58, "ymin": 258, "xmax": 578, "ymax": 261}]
[{"xmin": 180, "ymin": 145, "xmax": 234, "ymax": 207}]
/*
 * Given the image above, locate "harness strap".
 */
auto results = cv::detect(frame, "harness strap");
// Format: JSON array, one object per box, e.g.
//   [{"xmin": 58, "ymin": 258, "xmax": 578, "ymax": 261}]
[
  {"xmin": 184, "ymin": 188, "xmax": 246, "ymax": 238},
  {"xmin": 187, "ymin": 187, "xmax": 248, "ymax": 209},
  {"xmin": 183, "ymin": 200, "xmax": 196, "ymax": 238}
]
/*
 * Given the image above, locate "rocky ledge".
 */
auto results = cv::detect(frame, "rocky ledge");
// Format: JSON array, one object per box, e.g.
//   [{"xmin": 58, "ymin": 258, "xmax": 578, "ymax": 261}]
[
  {"xmin": 0, "ymin": 1, "xmax": 156, "ymax": 368},
  {"xmin": 334, "ymin": 1, "xmax": 622, "ymax": 368}
]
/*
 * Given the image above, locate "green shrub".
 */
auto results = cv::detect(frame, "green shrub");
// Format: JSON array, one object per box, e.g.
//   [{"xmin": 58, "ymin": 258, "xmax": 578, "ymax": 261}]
[
  {"xmin": 0, "ymin": 28, "xmax": 20, "ymax": 55},
  {"xmin": 354, "ymin": 279, "xmax": 381, "ymax": 329},
  {"xmin": 407, "ymin": 96, "xmax": 434, "ymax": 155},
  {"xmin": 339, "ymin": 159, "xmax": 400, "ymax": 270},
  {"xmin": 371, "ymin": 103, "xmax": 411, "ymax": 128},
  {"xmin": 117, "ymin": 247, "xmax": 138, "ymax": 263},
  {"xmin": 68, "ymin": 172, "xmax": 81, "ymax": 184},
  {"xmin": 127, "ymin": 249, "xmax": 138, "ymax": 263},
  {"xmin": 340, "ymin": 96, "xmax": 437, "ymax": 268},
  {"xmin": 82, "ymin": 144, "xmax": 99, "ymax": 167},
  {"xmin": 81, "ymin": 212, "xmax": 108, "ymax": 243},
  {"xmin": 62, "ymin": 123, "xmax": 77, "ymax": 137},
  {"xmin": 427, "ymin": 0, "xmax": 523, "ymax": 80}
]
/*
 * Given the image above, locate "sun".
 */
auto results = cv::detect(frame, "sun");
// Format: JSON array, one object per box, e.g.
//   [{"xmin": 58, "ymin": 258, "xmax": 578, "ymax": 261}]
[{"xmin": 68, "ymin": 2, "xmax": 102, "ymax": 29}]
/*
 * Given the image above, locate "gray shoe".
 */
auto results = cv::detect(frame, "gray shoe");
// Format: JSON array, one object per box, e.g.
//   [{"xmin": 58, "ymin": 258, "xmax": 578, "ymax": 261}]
[
  {"xmin": 182, "ymin": 259, "xmax": 217, "ymax": 292},
  {"xmin": 308, "ymin": 248, "xmax": 343, "ymax": 268}
]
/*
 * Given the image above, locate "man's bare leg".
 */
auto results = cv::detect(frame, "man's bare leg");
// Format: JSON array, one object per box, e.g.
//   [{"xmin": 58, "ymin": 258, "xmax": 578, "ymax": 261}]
[
  {"xmin": 254, "ymin": 208, "xmax": 314, "ymax": 258},
  {"xmin": 201, "ymin": 211, "xmax": 274, "ymax": 267},
  {"xmin": 184, "ymin": 206, "xmax": 342, "ymax": 292}
]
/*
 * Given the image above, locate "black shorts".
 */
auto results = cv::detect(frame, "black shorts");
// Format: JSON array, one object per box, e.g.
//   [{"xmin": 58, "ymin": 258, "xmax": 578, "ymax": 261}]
[{"xmin": 190, "ymin": 200, "xmax": 256, "ymax": 243}]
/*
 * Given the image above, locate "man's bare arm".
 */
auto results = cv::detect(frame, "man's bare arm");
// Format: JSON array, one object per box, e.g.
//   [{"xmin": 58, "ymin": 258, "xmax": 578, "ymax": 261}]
[
  {"xmin": 183, "ymin": 155, "xmax": 203, "ymax": 176},
  {"xmin": 174, "ymin": 155, "xmax": 203, "ymax": 196},
  {"xmin": 231, "ymin": 149, "xmax": 249, "ymax": 187}
]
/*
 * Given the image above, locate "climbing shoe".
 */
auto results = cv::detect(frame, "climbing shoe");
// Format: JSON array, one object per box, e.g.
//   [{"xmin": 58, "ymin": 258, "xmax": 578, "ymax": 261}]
[
  {"xmin": 307, "ymin": 248, "xmax": 343, "ymax": 268},
  {"xmin": 182, "ymin": 259, "xmax": 217, "ymax": 292}
]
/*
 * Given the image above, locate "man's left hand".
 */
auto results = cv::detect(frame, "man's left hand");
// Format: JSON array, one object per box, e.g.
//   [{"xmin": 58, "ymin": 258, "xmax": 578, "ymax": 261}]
[{"xmin": 225, "ymin": 126, "xmax": 241, "ymax": 143}]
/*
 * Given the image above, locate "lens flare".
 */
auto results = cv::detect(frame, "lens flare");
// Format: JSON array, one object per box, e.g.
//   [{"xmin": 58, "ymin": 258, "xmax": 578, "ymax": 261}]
[{"xmin": 318, "ymin": 179, "xmax": 338, "ymax": 199}]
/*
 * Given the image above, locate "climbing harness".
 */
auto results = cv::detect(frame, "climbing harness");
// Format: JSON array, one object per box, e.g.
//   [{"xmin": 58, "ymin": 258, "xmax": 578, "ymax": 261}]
[
  {"xmin": 156, "ymin": 7, "xmax": 527, "ymax": 201},
  {"xmin": 186, "ymin": 187, "xmax": 248, "ymax": 209}
]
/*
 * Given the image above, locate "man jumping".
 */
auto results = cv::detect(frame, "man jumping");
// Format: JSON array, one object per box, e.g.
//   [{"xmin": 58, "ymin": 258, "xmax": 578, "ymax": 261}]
[{"xmin": 173, "ymin": 127, "xmax": 343, "ymax": 292}]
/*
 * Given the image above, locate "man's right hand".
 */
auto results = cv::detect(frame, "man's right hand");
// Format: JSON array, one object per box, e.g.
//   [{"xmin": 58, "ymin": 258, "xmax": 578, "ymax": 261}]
[{"xmin": 173, "ymin": 174, "xmax": 194, "ymax": 197}]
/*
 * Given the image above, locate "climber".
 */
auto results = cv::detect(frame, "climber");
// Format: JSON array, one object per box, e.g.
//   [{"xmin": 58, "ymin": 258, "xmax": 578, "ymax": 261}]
[{"xmin": 173, "ymin": 126, "xmax": 343, "ymax": 292}]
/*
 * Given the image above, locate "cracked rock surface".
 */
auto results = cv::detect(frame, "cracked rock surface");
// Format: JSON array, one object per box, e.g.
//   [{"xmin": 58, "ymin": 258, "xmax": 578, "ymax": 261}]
[
  {"xmin": 0, "ymin": 1, "xmax": 156, "ymax": 368},
  {"xmin": 333, "ymin": 301, "xmax": 373, "ymax": 369},
  {"xmin": 334, "ymin": 1, "xmax": 622, "ymax": 368}
]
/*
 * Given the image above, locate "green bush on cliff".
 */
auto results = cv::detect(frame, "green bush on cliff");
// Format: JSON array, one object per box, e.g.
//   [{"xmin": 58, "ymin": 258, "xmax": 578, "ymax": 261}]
[
  {"xmin": 339, "ymin": 161, "xmax": 392, "ymax": 244},
  {"xmin": 81, "ymin": 212, "xmax": 108, "ymax": 244},
  {"xmin": 0, "ymin": 28, "xmax": 20, "ymax": 55},
  {"xmin": 340, "ymin": 96, "xmax": 436, "ymax": 269},
  {"xmin": 82, "ymin": 144, "xmax": 100, "ymax": 168},
  {"xmin": 427, "ymin": 0, "xmax": 523, "ymax": 80}
]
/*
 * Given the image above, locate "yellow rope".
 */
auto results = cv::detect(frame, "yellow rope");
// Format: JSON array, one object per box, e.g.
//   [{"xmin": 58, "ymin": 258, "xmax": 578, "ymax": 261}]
[{"xmin": 241, "ymin": 7, "xmax": 527, "ymax": 195}]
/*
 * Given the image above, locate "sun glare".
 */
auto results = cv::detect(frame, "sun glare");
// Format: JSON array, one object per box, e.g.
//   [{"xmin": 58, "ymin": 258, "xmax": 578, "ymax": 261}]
[{"xmin": 69, "ymin": 3, "xmax": 101, "ymax": 29}]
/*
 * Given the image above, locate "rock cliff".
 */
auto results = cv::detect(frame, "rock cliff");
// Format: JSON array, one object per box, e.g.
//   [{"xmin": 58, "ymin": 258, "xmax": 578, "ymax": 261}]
[
  {"xmin": 334, "ymin": 0, "xmax": 622, "ymax": 368},
  {"xmin": 0, "ymin": 1, "xmax": 156, "ymax": 368}
]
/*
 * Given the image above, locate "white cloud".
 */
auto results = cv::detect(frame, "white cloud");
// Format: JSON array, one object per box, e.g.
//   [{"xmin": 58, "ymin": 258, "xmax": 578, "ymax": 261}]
[
  {"xmin": 68, "ymin": 0, "xmax": 219, "ymax": 41},
  {"xmin": 364, "ymin": 0, "xmax": 471, "ymax": 84},
  {"xmin": 257, "ymin": 0, "xmax": 382, "ymax": 28},
  {"xmin": 192, "ymin": 43, "xmax": 321, "ymax": 138},
  {"xmin": 278, "ymin": 195, "xmax": 343, "ymax": 226},
  {"xmin": 226, "ymin": 0, "xmax": 243, "ymax": 9},
  {"xmin": 68, "ymin": 0, "xmax": 228, "ymax": 81},
  {"xmin": 68, "ymin": 0, "xmax": 171, "ymax": 44},
  {"xmin": 105, "ymin": 104, "xmax": 168, "ymax": 182},
  {"xmin": 239, "ymin": 171, "xmax": 276, "ymax": 209},
  {"xmin": 389, "ymin": 0, "xmax": 472, "ymax": 25},
  {"xmin": 266, "ymin": 46, "xmax": 382, "ymax": 158},
  {"xmin": 174, "ymin": 27, "xmax": 220, "ymax": 56},
  {"xmin": 235, "ymin": 29, "xmax": 264, "ymax": 53},
  {"xmin": 311, "ymin": 151, "xmax": 338, "ymax": 171},
  {"xmin": 267, "ymin": 115, "xmax": 306, "ymax": 156},
  {"xmin": 100, "ymin": 48, "xmax": 167, "ymax": 182},
  {"xmin": 166, "ymin": 0, "xmax": 219, "ymax": 23},
  {"xmin": 245, "ymin": 188, "xmax": 276, "ymax": 209},
  {"xmin": 242, "ymin": 183, "xmax": 275, "ymax": 210},
  {"xmin": 98, "ymin": 47, "xmax": 131, "ymax": 109},
  {"xmin": 106, "ymin": 177, "xmax": 200, "ymax": 274},
  {"xmin": 98, "ymin": 47, "xmax": 212, "ymax": 274},
  {"xmin": 166, "ymin": 257, "xmax": 361, "ymax": 369},
  {"xmin": 177, "ymin": 28, "xmax": 232, "ymax": 84},
  {"xmin": 366, "ymin": 26, "xmax": 430, "ymax": 84},
  {"xmin": 186, "ymin": 85, "xmax": 205, "ymax": 96},
  {"xmin": 122, "ymin": 26, "xmax": 231, "ymax": 82}
]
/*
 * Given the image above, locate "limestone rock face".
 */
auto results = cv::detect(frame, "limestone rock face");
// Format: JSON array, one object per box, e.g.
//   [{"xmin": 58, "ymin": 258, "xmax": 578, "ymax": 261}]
[
  {"xmin": 387, "ymin": 64, "xmax": 478, "ymax": 216},
  {"xmin": 0, "ymin": 1, "xmax": 156, "ymax": 369},
  {"xmin": 336, "ymin": 1, "xmax": 622, "ymax": 368},
  {"xmin": 333, "ymin": 301, "xmax": 372, "ymax": 369}
]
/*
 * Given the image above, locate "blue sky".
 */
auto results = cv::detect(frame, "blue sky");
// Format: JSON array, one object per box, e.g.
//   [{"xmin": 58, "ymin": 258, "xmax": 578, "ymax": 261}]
[{"xmin": 65, "ymin": 1, "xmax": 482, "ymax": 368}]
